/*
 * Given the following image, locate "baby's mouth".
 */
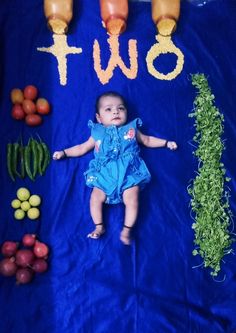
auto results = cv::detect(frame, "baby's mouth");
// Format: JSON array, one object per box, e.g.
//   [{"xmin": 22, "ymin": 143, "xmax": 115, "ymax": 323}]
[{"xmin": 112, "ymin": 117, "xmax": 120, "ymax": 120}]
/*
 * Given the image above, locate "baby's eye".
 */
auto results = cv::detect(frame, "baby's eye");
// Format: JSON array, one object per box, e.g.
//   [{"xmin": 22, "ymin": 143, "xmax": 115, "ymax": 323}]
[
  {"xmin": 118, "ymin": 106, "xmax": 125, "ymax": 111},
  {"xmin": 105, "ymin": 108, "xmax": 111, "ymax": 112}
]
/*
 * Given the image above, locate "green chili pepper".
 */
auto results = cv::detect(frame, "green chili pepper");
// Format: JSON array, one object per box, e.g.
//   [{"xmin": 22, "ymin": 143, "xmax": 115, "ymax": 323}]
[
  {"xmin": 24, "ymin": 142, "xmax": 34, "ymax": 181},
  {"xmin": 41, "ymin": 142, "xmax": 50, "ymax": 175},
  {"xmin": 31, "ymin": 139, "xmax": 38, "ymax": 178},
  {"xmin": 19, "ymin": 143, "xmax": 25, "ymax": 178},
  {"xmin": 7, "ymin": 143, "xmax": 15, "ymax": 181},
  {"xmin": 12, "ymin": 143, "xmax": 22, "ymax": 178},
  {"xmin": 37, "ymin": 142, "xmax": 44, "ymax": 176}
]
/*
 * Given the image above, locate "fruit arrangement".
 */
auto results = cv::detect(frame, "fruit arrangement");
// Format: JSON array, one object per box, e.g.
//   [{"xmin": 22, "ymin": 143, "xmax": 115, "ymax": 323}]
[
  {"xmin": 11, "ymin": 188, "xmax": 41, "ymax": 220},
  {"xmin": 11, "ymin": 85, "xmax": 51, "ymax": 126},
  {"xmin": 7, "ymin": 137, "xmax": 50, "ymax": 181},
  {"xmin": 0, "ymin": 235, "xmax": 49, "ymax": 284}
]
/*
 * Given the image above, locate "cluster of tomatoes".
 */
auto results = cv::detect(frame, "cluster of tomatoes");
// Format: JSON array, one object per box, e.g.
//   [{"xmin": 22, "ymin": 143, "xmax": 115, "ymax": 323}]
[
  {"xmin": 0, "ymin": 235, "xmax": 49, "ymax": 284},
  {"xmin": 11, "ymin": 85, "xmax": 51, "ymax": 126}
]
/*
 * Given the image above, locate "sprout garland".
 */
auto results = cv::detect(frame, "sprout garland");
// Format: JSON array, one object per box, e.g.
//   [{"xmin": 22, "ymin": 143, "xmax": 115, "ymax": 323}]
[{"xmin": 188, "ymin": 73, "xmax": 233, "ymax": 276}]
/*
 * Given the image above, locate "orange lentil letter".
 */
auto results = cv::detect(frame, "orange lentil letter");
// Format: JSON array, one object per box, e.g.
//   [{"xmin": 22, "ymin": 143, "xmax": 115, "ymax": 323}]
[{"xmin": 93, "ymin": 35, "xmax": 138, "ymax": 85}]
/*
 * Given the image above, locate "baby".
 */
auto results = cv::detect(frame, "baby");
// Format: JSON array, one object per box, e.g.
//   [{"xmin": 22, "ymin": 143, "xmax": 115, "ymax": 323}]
[{"xmin": 53, "ymin": 92, "xmax": 177, "ymax": 245}]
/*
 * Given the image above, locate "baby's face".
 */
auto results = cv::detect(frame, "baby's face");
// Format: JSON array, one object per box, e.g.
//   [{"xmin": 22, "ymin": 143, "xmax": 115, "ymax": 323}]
[{"xmin": 96, "ymin": 96, "xmax": 127, "ymax": 127}]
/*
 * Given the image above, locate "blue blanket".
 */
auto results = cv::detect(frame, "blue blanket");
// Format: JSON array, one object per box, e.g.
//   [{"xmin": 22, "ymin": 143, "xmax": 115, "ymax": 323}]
[{"xmin": 0, "ymin": 1, "xmax": 236, "ymax": 332}]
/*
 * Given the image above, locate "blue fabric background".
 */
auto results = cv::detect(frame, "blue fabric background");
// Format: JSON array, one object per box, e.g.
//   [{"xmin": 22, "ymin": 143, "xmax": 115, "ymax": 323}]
[{"xmin": 0, "ymin": 1, "xmax": 236, "ymax": 332}]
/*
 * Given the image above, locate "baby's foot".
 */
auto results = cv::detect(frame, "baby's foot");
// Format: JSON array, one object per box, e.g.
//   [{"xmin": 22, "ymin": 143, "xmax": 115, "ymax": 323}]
[
  {"xmin": 87, "ymin": 223, "xmax": 105, "ymax": 239},
  {"xmin": 120, "ymin": 226, "xmax": 132, "ymax": 245}
]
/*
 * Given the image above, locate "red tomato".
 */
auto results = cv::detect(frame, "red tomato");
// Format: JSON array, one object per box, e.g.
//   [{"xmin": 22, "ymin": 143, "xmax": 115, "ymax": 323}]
[
  {"xmin": 36, "ymin": 98, "xmax": 50, "ymax": 115},
  {"xmin": 25, "ymin": 114, "xmax": 43, "ymax": 126},
  {"xmin": 11, "ymin": 104, "xmax": 25, "ymax": 120},
  {"xmin": 10, "ymin": 88, "xmax": 24, "ymax": 104},
  {"xmin": 22, "ymin": 99, "xmax": 36, "ymax": 114},
  {"xmin": 23, "ymin": 85, "xmax": 38, "ymax": 100}
]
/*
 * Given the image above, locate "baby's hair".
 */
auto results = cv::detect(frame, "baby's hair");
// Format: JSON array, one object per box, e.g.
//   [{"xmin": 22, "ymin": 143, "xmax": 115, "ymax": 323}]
[{"xmin": 96, "ymin": 91, "xmax": 126, "ymax": 114}]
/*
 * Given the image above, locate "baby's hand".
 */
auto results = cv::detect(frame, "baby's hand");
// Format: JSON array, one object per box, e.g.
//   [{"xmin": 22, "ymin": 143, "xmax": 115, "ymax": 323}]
[
  {"xmin": 167, "ymin": 141, "xmax": 177, "ymax": 150},
  {"xmin": 53, "ymin": 151, "xmax": 65, "ymax": 160}
]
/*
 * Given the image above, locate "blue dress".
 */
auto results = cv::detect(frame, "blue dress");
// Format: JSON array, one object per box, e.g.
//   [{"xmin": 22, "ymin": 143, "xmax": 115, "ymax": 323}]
[{"xmin": 84, "ymin": 118, "xmax": 151, "ymax": 204}]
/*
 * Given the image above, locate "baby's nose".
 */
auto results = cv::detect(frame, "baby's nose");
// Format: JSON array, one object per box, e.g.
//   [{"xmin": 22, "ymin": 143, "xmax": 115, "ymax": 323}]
[{"xmin": 113, "ymin": 108, "xmax": 119, "ymax": 114}]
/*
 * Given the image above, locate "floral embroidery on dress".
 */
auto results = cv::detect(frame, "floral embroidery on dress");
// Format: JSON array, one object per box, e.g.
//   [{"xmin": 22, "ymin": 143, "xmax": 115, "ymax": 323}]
[
  {"xmin": 95, "ymin": 140, "xmax": 101, "ymax": 152},
  {"xmin": 124, "ymin": 128, "xmax": 135, "ymax": 140},
  {"xmin": 87, "ymin": 175, "xmax": 97, "ymax": 183}
]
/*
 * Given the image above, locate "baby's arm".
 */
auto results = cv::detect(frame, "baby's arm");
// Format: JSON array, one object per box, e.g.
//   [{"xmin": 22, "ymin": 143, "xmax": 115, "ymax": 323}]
[
  {"xmin": 137, "ymin": 131, "xmax": 177, "ymax": 150},
  {"xmin": 53, "ymin": 136, "xmax": 95, "ymax": 160}
]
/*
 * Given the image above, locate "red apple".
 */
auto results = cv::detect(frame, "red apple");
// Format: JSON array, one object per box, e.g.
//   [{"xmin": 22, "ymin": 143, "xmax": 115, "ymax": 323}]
[
  {"xmin": 36, "ymin": 98, "xmax": 50, "ymax": 115},
  {"xmin": 32, "ymin": 258, "xmax": 48, "ymax": 273},
  {"xmin": 22, "ymin": 234, "xmax": 36, "ymax": 247},
  {"xmin": 11, "ymin": 104, "xmax": 25, "ymax": 120},
  {"xmin": 16, "ymin": 267, "xmax": 34, "ymax": 284},
  {"xmin": 33, "ymin": 241, "xmax": 49, "ymax": 258}
]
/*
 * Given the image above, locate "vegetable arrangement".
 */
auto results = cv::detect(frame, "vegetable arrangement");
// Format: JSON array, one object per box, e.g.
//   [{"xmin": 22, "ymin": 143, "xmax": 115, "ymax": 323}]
[
  {"xmin": 188, "ymin": 73, "xmax": 233, "ymax": 276},
  {"xmin": 0, "ymin": 235, "xmax": 49, "ymax": 284},
  {"xmin": 7, "ymin": 137, "xmax": 50, "ymax": 181}
]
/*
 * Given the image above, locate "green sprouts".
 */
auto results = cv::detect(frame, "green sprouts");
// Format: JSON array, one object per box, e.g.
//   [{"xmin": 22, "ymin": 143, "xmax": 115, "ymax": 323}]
[{"xmin": 188, "ymin": 73, "xmax": 233, "ymax": 276}]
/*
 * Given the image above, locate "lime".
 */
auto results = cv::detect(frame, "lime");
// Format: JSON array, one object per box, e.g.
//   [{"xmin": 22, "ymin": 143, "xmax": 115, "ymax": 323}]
[
  {"xmin": 27, "ymin": 208, "xmax": 40, "ymax": 220},
  {"xmin": 16, "ymin": 187, "xmax": 30, "ymax": 201},
  {"xmin": 11, "ymin": 199, "xmax": 21, "ymax": 209},
  {"xmin": 14, "ymin": 209, "xmax": 25, "ymax": 220},
  {"xmin": 29, "ymin": 195, "xmax": 41, "ymax": 207}
]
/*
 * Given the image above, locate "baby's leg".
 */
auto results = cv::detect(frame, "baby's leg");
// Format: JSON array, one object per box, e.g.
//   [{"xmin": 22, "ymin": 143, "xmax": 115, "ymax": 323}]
[
  {"xmin": 87, "ymin": 187, "xmax": 106, "ymax": 239},
  {"xmin": 120, "ymin": 186, "xmax": 139, "ymax": 245}
]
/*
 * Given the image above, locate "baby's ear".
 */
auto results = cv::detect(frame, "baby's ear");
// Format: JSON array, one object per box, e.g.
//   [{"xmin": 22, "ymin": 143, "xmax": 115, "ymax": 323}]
[{"xmin": 96, "ymin": 113, "xmax": 101, "ymax": 123}]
